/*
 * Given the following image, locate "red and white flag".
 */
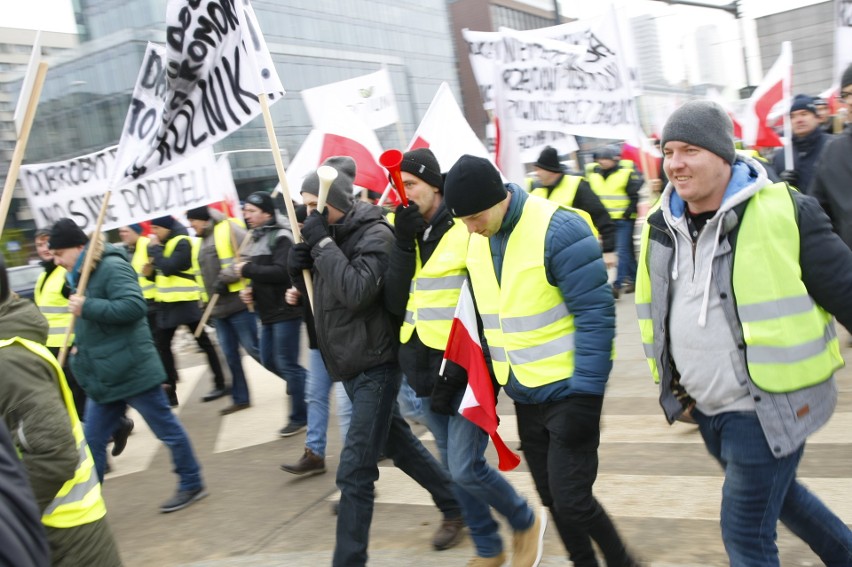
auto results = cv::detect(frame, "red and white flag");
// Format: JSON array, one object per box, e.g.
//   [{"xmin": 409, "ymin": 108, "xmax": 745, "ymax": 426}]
[
  {"xmin": 442, "ymin": 280, "xmax": 520, "ymax": 471},
  {"xmin": 740, "ymin": 42, "xmax": 791, "ymax": 149},
  {"xmin": 282, "ymin": 106, "xmax": 389, "ymax": 203}
]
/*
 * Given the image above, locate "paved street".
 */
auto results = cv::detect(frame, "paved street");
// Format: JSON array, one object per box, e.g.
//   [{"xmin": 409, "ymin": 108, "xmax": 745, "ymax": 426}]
[{"xmin": 103, "ymin": 298, "xmax": 852, "ymax": 566}]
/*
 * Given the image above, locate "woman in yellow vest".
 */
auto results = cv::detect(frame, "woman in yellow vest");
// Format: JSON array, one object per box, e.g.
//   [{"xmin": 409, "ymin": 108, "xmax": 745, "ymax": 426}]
[
  {"xmin": 147, "ymin": 216, "xmax": 228, "ymax": 406},
  {"xmin": 0, "ymin": 256, "xmax": 122, "ymax": 566}
]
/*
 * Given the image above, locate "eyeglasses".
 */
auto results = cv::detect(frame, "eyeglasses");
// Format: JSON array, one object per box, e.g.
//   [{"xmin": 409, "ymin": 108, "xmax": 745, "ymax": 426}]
[{"xmin": 841, "ymin": 91, "xmax": 852, "ymax": 103}]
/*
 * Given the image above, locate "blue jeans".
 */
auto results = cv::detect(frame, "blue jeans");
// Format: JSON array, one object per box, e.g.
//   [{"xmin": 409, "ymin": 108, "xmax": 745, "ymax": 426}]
[
  {"xmin": 333, "ymin": 364, "xmax": 461, "ymax": 567},
  {"xmin": 305, "ymin": 348, "xmax": 333, "ymax": 457},
  {"xmin": 84, "ymin": 386, "xmax": 203, "ymax": 492},
  {"xmin": 334, "ymin": 377, "xmax": 422, "ymax": 442},
  {"xmin": 259, "ymin": 318, "xmax": 307, "ymax": 425},
  {"xmin": 335, "ymin": 381, "xmax": 351, "ymax": 441},
  {"xmin": 694, "ymin": 410, "xmax": 852, "ymax": 566},
  {"xmin": 214, "ymin": 309, "xmax": 259, "ymax": 405},
  {"xmin": 614, "ymin": 219, "xmax": 636, "ymax": 288},
  {"xmin": 423, "ymin": 395, "xmax": 534, "ymax": 558}
]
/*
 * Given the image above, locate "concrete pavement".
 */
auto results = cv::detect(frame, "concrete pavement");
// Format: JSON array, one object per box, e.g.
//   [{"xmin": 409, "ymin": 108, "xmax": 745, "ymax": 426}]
[{"xmin": 103, "ymin": 298, "xmax": 852, "ymax": 566}]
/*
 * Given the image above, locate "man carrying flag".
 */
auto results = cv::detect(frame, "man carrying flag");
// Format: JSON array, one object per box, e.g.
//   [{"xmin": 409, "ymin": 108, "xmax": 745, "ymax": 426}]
[
  {"xmin": 383, "ymin": 149, "xmax": 537, "ymax": 566},
  {"xmin": 444, "ymin": 156, "xmax": 640, "ymax": 567}
]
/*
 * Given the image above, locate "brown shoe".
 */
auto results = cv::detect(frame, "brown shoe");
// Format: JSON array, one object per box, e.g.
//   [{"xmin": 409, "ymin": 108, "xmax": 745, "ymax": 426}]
[
  {"xmin": 467, "ymin": 552, "xmax": 506, "ymax": 566},
  {"xmin": 280, "ymin": 448, "xmax": 326, "ymax": 476},
  {"xmin": 220, "ymin": 403, "xmax": 251, "ymax": 416},
  {"xmin": 432, "ymin": 516, "xmax": 465, "ymax": 551},
  {"xmin": 512, "ymin": 508, "xmax": 547, "ymax": 567}
]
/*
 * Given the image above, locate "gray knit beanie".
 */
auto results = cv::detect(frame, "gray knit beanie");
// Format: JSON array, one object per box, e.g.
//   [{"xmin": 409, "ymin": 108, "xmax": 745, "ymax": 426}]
[
  {"xmin": 661, "ymin": 100, "xmax": 736, "ymax": 164},
  {"xmin": 300, "ymin": 156, "xmax": 356, "ymax": 214},
  {"xmin": 842, "ymin": 63, "xmax": 852, "ymax": 89}
]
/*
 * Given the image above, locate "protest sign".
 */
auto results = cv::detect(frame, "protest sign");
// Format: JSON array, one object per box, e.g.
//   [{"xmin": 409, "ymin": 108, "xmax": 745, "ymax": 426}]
[
  {"xmin": 22, "ymin": 146, "xmax": 224, "ymax": 232},
  {"xmin": 302, "ymin": 68, "xmax": 399, "ymax": 130},
  {"xmin": 111, "ymin": 0, "xmax": 284, "ymax": 187}
]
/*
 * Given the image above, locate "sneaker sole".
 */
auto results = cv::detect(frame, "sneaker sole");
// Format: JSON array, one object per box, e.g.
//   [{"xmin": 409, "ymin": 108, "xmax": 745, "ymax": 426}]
[
  {"xmin": 279, "ymin": 465, "xmax": 326, "ymax": 476},
  {"xmin": 278, "ymin": 427, "xmax": 306, "ymax": 438},
  {"xmin": 159, "ymin": 489, "xmax": 208, "ymax": 514}
]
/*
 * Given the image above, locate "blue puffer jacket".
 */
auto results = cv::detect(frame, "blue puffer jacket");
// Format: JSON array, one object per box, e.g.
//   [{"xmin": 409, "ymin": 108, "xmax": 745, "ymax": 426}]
[{"xmin": 494, "ymin": 186, "xmax": 615, "ymax": 404}]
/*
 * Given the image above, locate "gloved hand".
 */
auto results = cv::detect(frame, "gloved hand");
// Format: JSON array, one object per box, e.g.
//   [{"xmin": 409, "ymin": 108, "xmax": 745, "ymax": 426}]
[
  {"xmin": 301, "ymin": 210, "xmax": 330, "ymax": 248},
  {"xmin": 430, "ymin": 361, "xmax": 468, "ymax": 416},
  {"xmin": 288, "ymin": 242, "xmax": 313, "ymax": 277},
  {"xmin": 214, "ymin": 280, "xmax": 229, "ymax": 295},
  {"xmin": 393, "ymin": 202, "xmax": 426, "ymax": 251},
  {"xmin": 779, "ymin": 169, "xmax": 799, "ymax": 187}
]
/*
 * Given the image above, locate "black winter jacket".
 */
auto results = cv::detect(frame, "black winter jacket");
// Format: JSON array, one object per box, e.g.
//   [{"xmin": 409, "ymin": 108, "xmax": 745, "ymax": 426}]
[
  {"xmin": 309, "ymin": 201, "xmax": 398, "ymax": 381},
  {"xmin": 771, "ymin": 127, "xmax": 831, "ymax": 194},
  {"xmin": 809, "ymin": 126, "xmax": 852, "ymax": 251},
  {"xmin": 242, "ymin": 216, "xmax": 302, "ymax": 325}
]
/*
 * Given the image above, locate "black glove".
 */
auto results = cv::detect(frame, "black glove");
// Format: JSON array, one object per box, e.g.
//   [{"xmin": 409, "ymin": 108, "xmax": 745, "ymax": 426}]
[
  {"xmin": 288, "ymin": 242, "xmax": 313, "ymax": 277},
  {"xmin": 779, "ymin": 169, "xmax": 799, "ymax": 187},
  {"xmin": 301, "ymin": 210, "xmax": 330, "ymax": 248},
  {"xmin": 430, "ymin": 361, "xmax": 468, "ymax": 416},
  {"xmin": 214, "ymin": 280, "xmax": 229, "ymax": 295},
  {"xmin": 393, "ymin": 202, "xmax": 427, "ymax": 251}
]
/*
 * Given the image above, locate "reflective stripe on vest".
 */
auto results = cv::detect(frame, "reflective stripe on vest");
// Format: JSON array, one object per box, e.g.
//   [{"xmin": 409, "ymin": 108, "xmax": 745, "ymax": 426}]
[
  {"xmin": 155, "ymin": 235, "xmax": 201, "ymax": 302},
  {"xmin": 213, "ymin": 219, "xmax": 246, "ymax": 293},
  {"xmin": 130, "ymin": 236, "xmax": 156, "ymax": 299},
  {"xmin": 528, "ymin": 175, "xmax": 581, "ymax": 208},
  {"xmin": 34, "ymin": 267, "xmax": 74, "ymax": 347},
  {"xmin": 399, "ymin": 221, "xmax": 469, "ymax": 349},
  {"xmin": 634, "ymin": 207, "xmax": 660, "ymax": 382},
  {"xmin": 588, "ymin": 167, "xmax": 632, "ymax": 219},
  {"xmin": 0, "ymin": 337, "xmax": 106, "ymax": 528},
  {"xmin": 636, "ymin": 184, "xmax": 842, "ymax": 392},
  {"xmin": 466, "ymin": 197, "xmax": 575, "ymax": 386}
]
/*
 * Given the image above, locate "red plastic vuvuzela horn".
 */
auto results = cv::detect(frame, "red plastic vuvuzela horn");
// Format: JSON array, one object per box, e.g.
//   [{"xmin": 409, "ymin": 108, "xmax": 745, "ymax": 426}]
[{"xmin": 379, "ymin": 149, "xmax": 410, "ymax": 207}]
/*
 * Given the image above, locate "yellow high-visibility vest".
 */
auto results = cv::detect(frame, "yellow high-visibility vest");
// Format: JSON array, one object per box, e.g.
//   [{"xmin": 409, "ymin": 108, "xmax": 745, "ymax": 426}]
[
  {"xmin": 636, "ymin": 183, "xmax": 842, "ymax": 392},
  {"xmin": 0, "ymin": 337, "xmax": 107, "ymax": 528},
  {"xmin": 34, "ymin": 267, "xmax": 74, "ymax": 347},
  {"xmin": 466, "ymin": 197, "xmax": 575, "ymax": 386},
  {"xmin": 155, "ymin": 235, "xmax": 201, "ymax": 302},
  {"xmin": 528, "ymin": 175, "xmax": 582, "ymax": 207},
  {"xmin": 588, "ymin": 167, "xmax": 632, "ymax": 219},
  {"xmin": 129, "ymin": 236, "xmax": 156, "ymax": 300},
  {"xmin": 213, "ymin": 219, "xmax": 247, "ymax": 293},
  {"xmin": 399, "ymin": 221, "xmax": 469, "ymax": 349}
]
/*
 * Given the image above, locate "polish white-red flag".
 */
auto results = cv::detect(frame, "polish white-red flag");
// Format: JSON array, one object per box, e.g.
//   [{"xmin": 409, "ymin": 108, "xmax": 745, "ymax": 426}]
[
  {"xmin": 741, "ymin": 42, "xmax": 791, "ymax": 149},
  {"xmin": 442, "ymin": 280, "xmax": 520, "ymax": 471}
]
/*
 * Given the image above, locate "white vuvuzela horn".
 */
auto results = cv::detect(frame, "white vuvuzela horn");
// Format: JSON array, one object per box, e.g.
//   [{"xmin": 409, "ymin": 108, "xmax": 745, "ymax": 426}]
[{"xmin": 316, "ymin": 165, "xmax": 338, "ymax": 213}]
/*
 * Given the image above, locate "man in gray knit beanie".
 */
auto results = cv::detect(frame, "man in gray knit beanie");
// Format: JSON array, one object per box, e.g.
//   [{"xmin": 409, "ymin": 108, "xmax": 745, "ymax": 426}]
[{"xmin": 641, "ymin": 95, "xmax": 852, "ymax": 566}]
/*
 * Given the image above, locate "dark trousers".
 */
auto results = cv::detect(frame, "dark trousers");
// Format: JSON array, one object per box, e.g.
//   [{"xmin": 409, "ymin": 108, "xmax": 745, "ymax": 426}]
[
  {"xmin": 154, "ymin": 323, "xmax": 226, "ymax": 390},
  {"xmin": 48, "ymin": 345, "xmax": 86, "ymax": 420},
  {"xmin": 516, "ymin": 396, "xmax": 633, "ymax": 567}
]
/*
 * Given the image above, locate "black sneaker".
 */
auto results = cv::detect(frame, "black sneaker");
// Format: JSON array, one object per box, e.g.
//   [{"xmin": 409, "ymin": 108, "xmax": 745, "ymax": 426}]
[
  {"xmin": 278, "ymin": 423, "xmax": 306, "ymax": 438},
  {"xmin": 159, "ymin": 486, "xmax": 208, "ymax": 513},
  {"xmin": 111, "ymin": 417, "xmax": 135, "ymax": 457}
]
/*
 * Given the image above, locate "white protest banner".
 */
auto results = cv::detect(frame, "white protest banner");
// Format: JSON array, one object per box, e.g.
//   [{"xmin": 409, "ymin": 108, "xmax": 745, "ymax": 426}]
[
  {"xmin": 837, "ymin": 0, "xmax": 852, "ymax": 83},
  {"xmin": 281, "ymin": 106, "xmax": 387, "ymax": 202},
  {"xmin": 22, "ymin": 146, "xmax": 224, "ymax": 232},
  {"xmin": 13, "ymin": 30, "xmax": 41, "ymax": 138},
  {"xmin": 407, "ymin": 82, "xmax": 493, "ymax": 172},
  {"xmin": 111, "ymin": 0, "xmax": 285, "ymax": 186},
  {"xmin": 303, "ymin": 68, "xmax": 399, "ymax": 131}
]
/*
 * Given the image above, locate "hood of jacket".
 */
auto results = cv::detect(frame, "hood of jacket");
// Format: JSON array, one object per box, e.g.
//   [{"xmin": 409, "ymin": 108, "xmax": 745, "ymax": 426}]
[
  {"xmin": 0, "ymin": 294, "xmax": 48, "ymax": 344},
  {"xmin": 67, "ymin": 239, "xmax": 127, "ymax": 290},
  {"xmin": 331, "ymin": 200, "xmax": 388, "ymax": 242}
]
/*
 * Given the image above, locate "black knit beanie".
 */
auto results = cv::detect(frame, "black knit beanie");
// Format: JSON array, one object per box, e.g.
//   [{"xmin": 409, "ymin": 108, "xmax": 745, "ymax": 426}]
[
  {"xmin": 245, "ymin": 191, "xmax": 276, "ymax": 215},
  {"xmin": 150, "ymin": 216, "xmax": 177, "ymax": 230},
  {"xmin": 400, "ymin": 148, "xmax": 443, "ymax": 192},
  {"xmin": 48, "ymin": 218, "xmax": 88, "ymax": 250},
  {"xmin": 842, "ymin": 63, "xmax": 852, "ymax": 90},
  {"xmin": 443, "ymin": 155, "xmax": 507, "ymax": 218},
  {"xmin": 789, "ymin": 94, "xmax": 817, "ymax": 115},
  {"xmin": 186, "ymin": 206, "xmax": 211, "ymax": 221},
  {"xmin": 300, "ymin": 156, "xmax": 356, "ymax": 214},
  {"xmin": 661, "ymin": 100, "xmax": 736, "ymax": 164}
]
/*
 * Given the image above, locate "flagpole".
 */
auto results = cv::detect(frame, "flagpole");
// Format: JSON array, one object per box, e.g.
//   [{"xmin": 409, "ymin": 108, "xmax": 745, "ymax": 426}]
[
  {"xmin": 781, "ymin": 42, "xmax": 794, "ymax": 171},
  {"xmin": 0, "ymin": 62, "xmax": 47, "ymax": 237}
]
